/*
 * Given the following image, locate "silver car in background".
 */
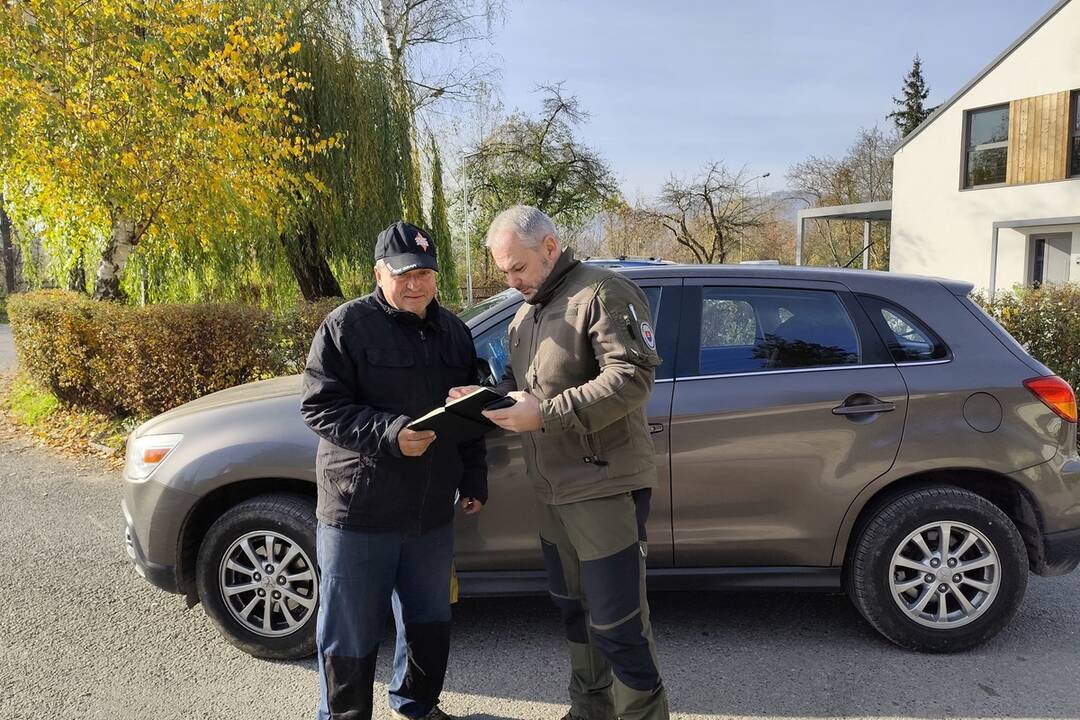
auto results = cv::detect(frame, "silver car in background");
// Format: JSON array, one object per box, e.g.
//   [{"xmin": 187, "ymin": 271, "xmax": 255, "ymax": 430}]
[{"xmin": 122, "ymin": 263, "xmax": 1080, "ymax": 659}]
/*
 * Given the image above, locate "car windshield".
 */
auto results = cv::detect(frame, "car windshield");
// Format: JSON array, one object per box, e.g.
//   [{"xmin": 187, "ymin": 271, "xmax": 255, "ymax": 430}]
[{"xmin": 457, "ymin": 288, "xmax": 520, "ymax": 322}]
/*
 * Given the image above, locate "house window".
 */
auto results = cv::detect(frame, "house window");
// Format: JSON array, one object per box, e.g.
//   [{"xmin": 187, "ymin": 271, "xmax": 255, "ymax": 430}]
[
  {"xmin": 1071, "ymin": 90, "xmax": 1079, "ymax": 177},
  {"xmin": 964, "ymin": 104, "xmax": 1009, "ymax": 187}
]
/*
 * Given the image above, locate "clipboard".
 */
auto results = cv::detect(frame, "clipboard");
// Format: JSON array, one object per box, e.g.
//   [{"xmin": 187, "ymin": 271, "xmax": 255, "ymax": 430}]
[{"xmin": 407, "ymin": 387, "xmax": 515, "ymax": 443}]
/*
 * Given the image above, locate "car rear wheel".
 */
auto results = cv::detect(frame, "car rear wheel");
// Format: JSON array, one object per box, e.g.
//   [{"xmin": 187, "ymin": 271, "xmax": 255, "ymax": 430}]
[
  {"xmin": 847, "ymin": 485, "xmax": 1028, "ymax": 652},
  {"xmin": 195, "ymin": 494, "xmax": 319, "ymax": 659}
]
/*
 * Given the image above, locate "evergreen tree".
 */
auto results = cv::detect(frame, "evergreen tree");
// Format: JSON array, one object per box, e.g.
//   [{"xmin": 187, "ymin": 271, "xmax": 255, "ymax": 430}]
[
  {"xmin": 428, "ymin": 135, "xmax": 460, "ymax": 305},
  {"xmin": 888, "ymin": 54, "xmax": 935, "ymax": 137}
]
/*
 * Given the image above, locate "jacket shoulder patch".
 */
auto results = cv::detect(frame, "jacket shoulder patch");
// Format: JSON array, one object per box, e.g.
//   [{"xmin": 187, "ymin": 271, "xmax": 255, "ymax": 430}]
[{"xmin": 594, "ymin": 278, "xmax": 661, "ymax": 368}]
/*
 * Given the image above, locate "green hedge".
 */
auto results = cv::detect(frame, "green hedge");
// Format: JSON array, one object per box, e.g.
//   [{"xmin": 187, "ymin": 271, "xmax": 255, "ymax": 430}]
[
  {"xmin": 8, "ymin": 291, "xmax": 342, "ymax": 417},
  {"xmin": 974, "ymin": 284, "xmax": 1080, "ymax": 389}
]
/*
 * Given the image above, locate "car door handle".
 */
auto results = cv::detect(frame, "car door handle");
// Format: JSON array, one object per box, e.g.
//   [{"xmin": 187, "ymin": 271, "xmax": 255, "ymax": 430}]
[
  {"xmin": 832, "ymin": 398, "xmax": 896, "ymax": 416},
  {"xmin": 649, "ymin": 423, "xmax": 665, "ymax": 434}
]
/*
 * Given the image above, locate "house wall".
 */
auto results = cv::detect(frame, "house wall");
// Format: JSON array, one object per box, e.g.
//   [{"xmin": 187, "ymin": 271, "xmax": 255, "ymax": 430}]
[{"xmin": 890, "ymin": 0, "xmax": 1080, "ymax": 292}]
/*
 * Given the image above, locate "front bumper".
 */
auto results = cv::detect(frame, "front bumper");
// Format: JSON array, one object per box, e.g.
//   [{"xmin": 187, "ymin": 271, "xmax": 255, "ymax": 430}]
[{"xmin": 122, "ymin": 497, "xmax": 181, "ymax": 593}]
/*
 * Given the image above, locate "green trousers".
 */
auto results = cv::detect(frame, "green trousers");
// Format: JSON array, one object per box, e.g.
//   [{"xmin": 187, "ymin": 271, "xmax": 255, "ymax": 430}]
[{"xmin": 539, "ymin": 490, "xmax": 669, "ymax": 720}]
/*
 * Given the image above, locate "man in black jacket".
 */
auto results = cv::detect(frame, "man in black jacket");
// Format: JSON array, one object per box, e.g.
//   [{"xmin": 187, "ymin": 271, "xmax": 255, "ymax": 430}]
[{"xmin": 301, "ymin": 221, "xmax": 487, "ymax": 720}]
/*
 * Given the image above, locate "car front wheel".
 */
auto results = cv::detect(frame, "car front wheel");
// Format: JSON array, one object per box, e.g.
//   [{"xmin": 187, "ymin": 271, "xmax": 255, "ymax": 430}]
[
  {"xmin": 847, "ymin": 485, "xmax": 1028, "ymax": 652},
  {"xmin": 195, "ymin": 493, "xmax": 319, "ymax": 659}
]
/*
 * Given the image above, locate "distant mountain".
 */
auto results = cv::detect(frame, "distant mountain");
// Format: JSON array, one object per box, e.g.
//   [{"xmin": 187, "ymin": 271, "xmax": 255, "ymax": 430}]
[{"xmin": 766, "ymin": 191, "xmax": 816, "ymax": 223}]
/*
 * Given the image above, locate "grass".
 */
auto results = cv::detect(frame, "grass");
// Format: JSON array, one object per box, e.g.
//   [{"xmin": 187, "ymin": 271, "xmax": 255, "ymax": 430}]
[
  {"xmin": 1, "ymin": 372, "xmax": 138, "ymax": 467},
  {"xmin": 8, "ymin": 373, "xmax": 59, "ymax": 425}
]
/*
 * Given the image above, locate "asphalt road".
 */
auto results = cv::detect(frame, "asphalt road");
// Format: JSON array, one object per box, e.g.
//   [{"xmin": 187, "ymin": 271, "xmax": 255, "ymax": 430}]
[
  {"xmin": 2, "ymin": 432, "xmax": 1079, "ymax": 719},
  {"xmin": 0, "ymin": 324, "xmax": 13, "ymax": 370}
]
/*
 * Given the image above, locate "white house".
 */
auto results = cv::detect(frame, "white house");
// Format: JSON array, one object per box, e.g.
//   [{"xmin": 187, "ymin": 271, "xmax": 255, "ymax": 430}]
[{"xmin": 797, "ymin": 0, "xmax": 1080, "ymax": 295}]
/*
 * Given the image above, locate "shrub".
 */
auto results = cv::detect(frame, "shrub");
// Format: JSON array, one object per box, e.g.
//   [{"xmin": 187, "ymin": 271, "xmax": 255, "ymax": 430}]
[
  {"xmin": 9, "ymin": 290, "xmax": 463, "ymax": 418},
  {"xmin": 974, "ymin": 284, "xmax": 1080, "ymax": 389},
  {"xmin": 9, "ymin": 292, "xmax": 278, "ymax": 417},
  {"xmin": 274, "ymin": 298, "xmax": 342, "ymax": 375},
  {"xmin": 7, "ymin": 291, "xmax": 99, "ymax": 405}
]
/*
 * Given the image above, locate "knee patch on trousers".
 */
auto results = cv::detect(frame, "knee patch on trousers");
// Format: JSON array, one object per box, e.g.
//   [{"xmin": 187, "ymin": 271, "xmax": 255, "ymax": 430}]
[
  {"xmin": 324, "ymin": 647, "xmax": 378, "ymax": 719},
  {"xmin": 581, "ymin": 543, "xmax": 659, "ymax": 693},
  {"xmin": 541, "ymin": 537, "xmax": 589, "ymax": 644},
  {"xmin": 396, "ymin": 620, "xmax": 451, "ymax": 705},
  {"xmin": 581, "ymin": 543, "xmax": 641, "ymax": 627},
  {"xmin": 589, "ymin": 613, "xmax": 659, "ymax": 693}
]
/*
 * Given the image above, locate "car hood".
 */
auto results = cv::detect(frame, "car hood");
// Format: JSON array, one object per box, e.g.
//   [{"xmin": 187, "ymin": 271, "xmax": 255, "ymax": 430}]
[{"xmin": 134, "ymin": 375, "xmax": 303, "ymax": 438}]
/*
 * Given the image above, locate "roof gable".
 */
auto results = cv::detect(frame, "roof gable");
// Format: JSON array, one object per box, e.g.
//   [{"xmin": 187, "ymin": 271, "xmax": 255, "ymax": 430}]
[{"xmin": 893, "ymin": 0, "xmax": 1072, "ymax": 153}]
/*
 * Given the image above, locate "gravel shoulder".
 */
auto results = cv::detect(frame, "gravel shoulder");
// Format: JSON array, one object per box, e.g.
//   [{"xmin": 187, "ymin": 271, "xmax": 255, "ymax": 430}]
[
  {"xmin": 0, "ymin": 324, "xmax": 14, "ymax": 370},
  {"xmin": 2, "ymin": 431, "xmax": 1079, "ymax": 719}
]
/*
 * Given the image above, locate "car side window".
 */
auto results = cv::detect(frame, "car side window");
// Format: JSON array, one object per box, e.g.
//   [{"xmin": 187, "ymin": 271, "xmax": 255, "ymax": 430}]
[
  {"xmin": 472, "ymin": 286, "xmax": 664, "ymax": 384},
  {"xmin": 473, "ymin": 315, "xmax": 513, "ymax": 384},
  {"xmin": 858, "ymin": 295, "xmax": 949, "ymax": 362},
  {"xmin": 698, "ymin": 287, "xmax": 860, "ymax": 375},
  {"xmin": 642, "ymin": 286, "xmax": 661, "ymax": 326}
]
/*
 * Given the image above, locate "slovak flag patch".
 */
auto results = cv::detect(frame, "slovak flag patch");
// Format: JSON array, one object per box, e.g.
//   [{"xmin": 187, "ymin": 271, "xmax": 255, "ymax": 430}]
[
  {"xmin": 640, "ymin": 321, "xmax": 656, "ymax": 350},
  {"xmin": 415, "ymin": 234, "xmax": 431, "ymax": 252}
]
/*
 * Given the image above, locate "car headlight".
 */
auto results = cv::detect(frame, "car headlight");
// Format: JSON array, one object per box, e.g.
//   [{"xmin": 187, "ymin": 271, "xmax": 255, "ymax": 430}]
[{"xmin": 125, "ymin": 433, "xmax": 183, "ymax": 480}]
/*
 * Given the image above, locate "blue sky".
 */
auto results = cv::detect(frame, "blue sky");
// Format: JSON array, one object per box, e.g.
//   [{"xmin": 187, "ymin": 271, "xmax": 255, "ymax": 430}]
[{"xmin": 486, "ymin": 0, "xmax": 1060, "ymax": 198}]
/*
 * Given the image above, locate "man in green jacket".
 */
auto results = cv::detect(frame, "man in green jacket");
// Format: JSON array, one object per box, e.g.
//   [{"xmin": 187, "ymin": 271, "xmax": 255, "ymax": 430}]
[{"xmin": 448, "ymin": 205, "xmax": 668, "ymax": 720}]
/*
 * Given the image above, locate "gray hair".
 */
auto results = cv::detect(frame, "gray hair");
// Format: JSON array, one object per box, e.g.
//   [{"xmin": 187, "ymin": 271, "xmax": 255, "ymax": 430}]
[{"xmin": 485, "ymin": 205, "xmax": 559, "ymax": 249}]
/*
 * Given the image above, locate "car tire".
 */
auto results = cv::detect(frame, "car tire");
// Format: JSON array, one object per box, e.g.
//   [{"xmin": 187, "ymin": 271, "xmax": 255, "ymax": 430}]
[
  {"xmin": 846, "ymin": 485, "xmax": 1028, "ymax": 652},
  {"xmin": 195, "ymin": 493, "xmax": 319, "ymax": 660}
]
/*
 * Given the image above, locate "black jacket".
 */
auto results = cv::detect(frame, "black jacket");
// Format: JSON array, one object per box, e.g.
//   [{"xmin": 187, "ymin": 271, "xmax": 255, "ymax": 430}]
[{"xmin": 300, "ymin": 289, "xmax": 487, "ymax": 534}]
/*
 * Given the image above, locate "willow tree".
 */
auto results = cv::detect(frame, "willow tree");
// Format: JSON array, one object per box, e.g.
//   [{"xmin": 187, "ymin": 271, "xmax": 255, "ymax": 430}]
[
  {"xmin": 281, "ymin": 24, "xmax": 411, "ymax": 299},
  {"xmin": 359, "ymin": 0, "xmax": 503, "ymax": 227},
  {"xmin": 91, "ymin": 0, "xmax": 418, "ymax": 305},
  {"xmin": 428, "ymin": 135, "xmax": 460, "ymax": 304},
  {"xmin": 0, "ymin": 0, "xmax": 331, "ymax": 300}
]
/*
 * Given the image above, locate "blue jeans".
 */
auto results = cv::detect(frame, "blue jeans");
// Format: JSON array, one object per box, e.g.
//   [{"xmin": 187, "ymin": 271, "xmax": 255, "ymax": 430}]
[{"xmin": 315, "ymin": 521, "xmax": 454, "ymax": 720}]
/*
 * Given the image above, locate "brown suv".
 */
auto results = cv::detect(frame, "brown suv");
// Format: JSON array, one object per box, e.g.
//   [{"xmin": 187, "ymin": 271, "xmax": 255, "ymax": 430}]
[{"xmin": 121, "ymin": 263, "xmax": 1080, "ymax": 659}]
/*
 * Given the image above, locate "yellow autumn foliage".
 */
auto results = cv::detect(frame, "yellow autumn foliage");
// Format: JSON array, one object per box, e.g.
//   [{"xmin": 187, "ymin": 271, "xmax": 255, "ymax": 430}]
[{"xmin": 0, "ymin": 0, "xmax": 334, "ymax": 280}]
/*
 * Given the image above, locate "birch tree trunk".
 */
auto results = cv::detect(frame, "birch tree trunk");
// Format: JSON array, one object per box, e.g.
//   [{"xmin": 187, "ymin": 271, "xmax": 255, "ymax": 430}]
[{"xmin": 93, "ymin": 215, "xmax": 136, "ymax": 301}]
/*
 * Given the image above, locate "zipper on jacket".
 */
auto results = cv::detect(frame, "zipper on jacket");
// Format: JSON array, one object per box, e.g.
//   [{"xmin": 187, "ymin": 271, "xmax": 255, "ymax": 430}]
[
  {"xmin": 417, "ymin": 327, "xmax": 434, "ymax": 533},
  {"xmin": 582, "ymin": 433, "xmax": 607, "ymax": 466},
  {"xmin": 527, "ymin": 306, "xmax": 556, "ymax": 500}
]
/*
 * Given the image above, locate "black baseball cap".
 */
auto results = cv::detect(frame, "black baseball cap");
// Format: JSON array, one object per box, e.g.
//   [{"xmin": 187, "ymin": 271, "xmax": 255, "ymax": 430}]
[{"xmin": 375, "ymin": 221, "xmax": 439, "ymax": 276}]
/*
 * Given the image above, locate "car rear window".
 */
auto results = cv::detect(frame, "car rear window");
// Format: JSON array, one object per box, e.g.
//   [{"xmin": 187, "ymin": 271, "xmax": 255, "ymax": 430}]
[
  {"xmin": 857, "ymin": 295, "xmax": 949, "ymax": 362},
  {"xmin": 698, "ymin": 287, "xmax": 860, "ymax": 374}
]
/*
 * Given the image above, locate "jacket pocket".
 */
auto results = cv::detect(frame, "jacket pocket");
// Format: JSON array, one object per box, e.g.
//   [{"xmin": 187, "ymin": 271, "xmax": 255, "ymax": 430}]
[
  {"xmin": 597, "ymin": 416, "xmax": 641, "ymax": 476},
  {"xmin": 362, "ymin": 347, "xmax": 416, "ymax": 407},
  {"xmin": 343, "ymin": 457, "xmax": 377, "ymax": 514},
  {"xmin": 365, "ymin": 347, "xmax": 415, "ymax": 367},
  {"xmin": 582, "ymin": 431, "xmax": 602, "ymax": 463},
  {"xmin": 442, "ymin": 346, "xmax": 472, "ymax": 386}
]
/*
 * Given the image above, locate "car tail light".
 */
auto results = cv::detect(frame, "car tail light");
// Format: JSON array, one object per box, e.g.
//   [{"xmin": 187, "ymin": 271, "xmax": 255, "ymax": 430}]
[{"xmin": 1024, "ymin": 376, "xmax": 1078, "ymax": 423}]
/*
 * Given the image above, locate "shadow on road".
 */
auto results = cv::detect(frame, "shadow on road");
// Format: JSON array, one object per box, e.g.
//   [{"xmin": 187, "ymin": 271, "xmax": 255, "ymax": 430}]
[
  {"xmin": 281, "ymin": 583, "xmax": 1079, "ymax": 716},
  {"xmin": 431, "ymin": 584, "xmax": 1078, "ymax": 717}
]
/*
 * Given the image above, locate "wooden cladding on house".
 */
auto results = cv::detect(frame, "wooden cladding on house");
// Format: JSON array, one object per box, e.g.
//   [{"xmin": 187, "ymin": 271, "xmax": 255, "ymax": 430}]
[{"xmin": 1006, "ymin": 91, "xmax": 1072, "ymax": 185}]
